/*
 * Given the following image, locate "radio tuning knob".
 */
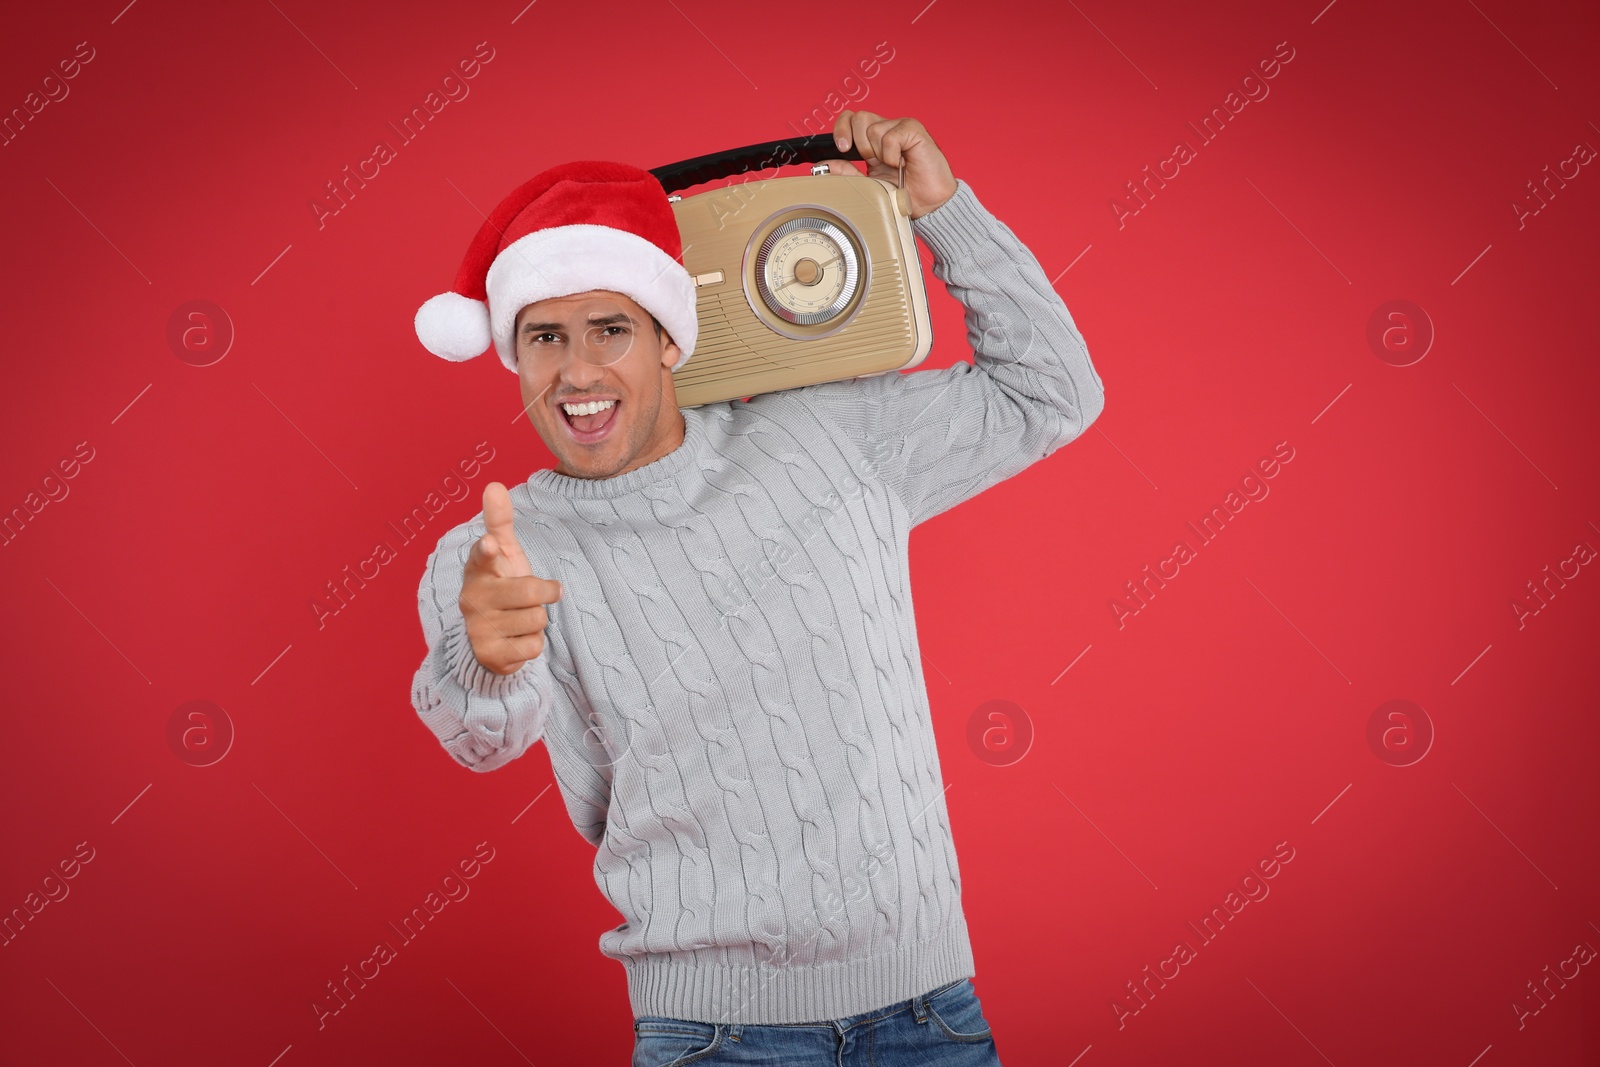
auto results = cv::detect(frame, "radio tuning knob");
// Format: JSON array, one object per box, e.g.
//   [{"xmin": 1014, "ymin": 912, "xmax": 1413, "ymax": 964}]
[{"xmin": 751, "ymin": 214, "xmax": 862, "ymax": 327}]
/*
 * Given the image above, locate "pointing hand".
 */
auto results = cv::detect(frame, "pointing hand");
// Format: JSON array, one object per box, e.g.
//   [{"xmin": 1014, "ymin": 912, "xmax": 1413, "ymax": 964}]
[{"xmin": 460, "ymin": 482, "xmax": 563, "ymax": 675}]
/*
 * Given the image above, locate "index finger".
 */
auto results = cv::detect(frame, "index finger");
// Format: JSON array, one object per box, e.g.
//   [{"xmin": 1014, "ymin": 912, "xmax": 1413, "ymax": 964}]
[
  {"xmin": 839, "ymin": 109, "xmax": 887, "ymax": 159},
  {"xmin": 465, "ymin": 571, "xmax": 563, "ymax": 617},
  {"xmin": 500, "ymin": 572, "xmax": 564, "ymax": 608}
]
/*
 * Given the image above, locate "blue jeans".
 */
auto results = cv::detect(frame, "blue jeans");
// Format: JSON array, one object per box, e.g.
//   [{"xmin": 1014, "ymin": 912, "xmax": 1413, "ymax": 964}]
[{"xmin": 632, "ymin": 977, "xmax": 1002, "ymax": 1065}]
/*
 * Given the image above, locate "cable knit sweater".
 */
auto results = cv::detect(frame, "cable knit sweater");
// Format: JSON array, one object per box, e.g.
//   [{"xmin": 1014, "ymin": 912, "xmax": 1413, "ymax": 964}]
[{"xmin": 410, "ymin": 178, "xmax": 1105, "ymax": 1025}]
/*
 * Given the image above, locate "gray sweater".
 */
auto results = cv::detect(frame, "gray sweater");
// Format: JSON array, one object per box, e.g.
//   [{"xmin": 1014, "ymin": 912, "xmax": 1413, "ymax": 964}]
[{"xmin": 410, "ymin": 178, "xmax": 1106, "ymax": 1025}]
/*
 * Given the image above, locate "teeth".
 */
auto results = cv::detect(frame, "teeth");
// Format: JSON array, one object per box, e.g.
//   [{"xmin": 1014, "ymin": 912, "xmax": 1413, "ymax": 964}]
[{"xmin": 562, "ymin": 399, "xmax": 616, "ymax": 416}]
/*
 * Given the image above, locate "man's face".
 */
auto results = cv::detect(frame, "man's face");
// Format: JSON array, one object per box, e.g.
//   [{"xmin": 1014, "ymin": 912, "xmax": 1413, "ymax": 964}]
[{"xmin": 514, "ymin": 290, "xmax": 683, "ymax": 480}]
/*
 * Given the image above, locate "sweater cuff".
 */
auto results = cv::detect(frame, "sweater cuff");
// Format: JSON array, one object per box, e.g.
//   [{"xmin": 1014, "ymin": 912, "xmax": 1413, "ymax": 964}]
[
  {"xmin": 442, "ymin": 617, "xmax": 543, "ymax": 700},
  {"xmin": 909, "ymin": 178, "xmax": 996, "ymax": 262}
]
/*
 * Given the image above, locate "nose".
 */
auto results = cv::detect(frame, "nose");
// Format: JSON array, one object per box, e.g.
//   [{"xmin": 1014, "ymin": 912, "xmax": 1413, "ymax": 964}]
[{"xmin": 558, "ymin": 349, "xmax": 609, "ymax": 390}]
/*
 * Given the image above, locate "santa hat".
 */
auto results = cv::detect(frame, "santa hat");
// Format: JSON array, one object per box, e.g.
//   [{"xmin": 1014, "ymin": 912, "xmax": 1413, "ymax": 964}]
[{"xmin": 414, "ymin": 160, "xmax": 697, "ymax": 373}]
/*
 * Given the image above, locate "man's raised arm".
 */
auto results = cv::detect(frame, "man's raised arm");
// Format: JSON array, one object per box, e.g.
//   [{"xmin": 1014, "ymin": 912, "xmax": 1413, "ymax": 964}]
[{"xmin": 797, "ymin": 112, "xmax": 1105, "ymax": 527}]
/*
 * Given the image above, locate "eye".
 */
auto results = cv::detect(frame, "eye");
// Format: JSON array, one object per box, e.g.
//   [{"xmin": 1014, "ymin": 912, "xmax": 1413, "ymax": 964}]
[
  {"xmin": 602, "ymin": 325, "xmax": 628, "ymax": 335},
  {"xmin": 531, "ymin": 332, "xmax": 557, "ymax": 344}
]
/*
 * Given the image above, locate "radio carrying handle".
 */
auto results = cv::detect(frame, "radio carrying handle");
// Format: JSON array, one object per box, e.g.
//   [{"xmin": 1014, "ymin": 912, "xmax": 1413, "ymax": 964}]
[{"xmin": 649, "ymin": 134, "xmax": 868, "ymax": 195}]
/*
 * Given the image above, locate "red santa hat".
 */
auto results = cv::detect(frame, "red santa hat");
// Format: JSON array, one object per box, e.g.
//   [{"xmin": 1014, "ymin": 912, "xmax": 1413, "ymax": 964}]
[{"xmin": 414, "ymin": 160, "xmax": 697, "ymax": 373}]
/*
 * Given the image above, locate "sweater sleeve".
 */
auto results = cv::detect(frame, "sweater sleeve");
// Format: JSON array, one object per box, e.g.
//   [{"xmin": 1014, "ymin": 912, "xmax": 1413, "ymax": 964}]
[
  {"xmin": 410, "ymin": 512, "xmax": 559, "ymax": 773},
  {"xmin": 795, "ymin": 177, "xmax": 1105, "ymax": 527}
]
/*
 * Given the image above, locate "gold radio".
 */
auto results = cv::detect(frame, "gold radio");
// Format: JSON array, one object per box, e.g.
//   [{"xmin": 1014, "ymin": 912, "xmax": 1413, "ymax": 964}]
[{"xmin": 649, "ymin": 135, "xmax": 934, "ymax": 408}]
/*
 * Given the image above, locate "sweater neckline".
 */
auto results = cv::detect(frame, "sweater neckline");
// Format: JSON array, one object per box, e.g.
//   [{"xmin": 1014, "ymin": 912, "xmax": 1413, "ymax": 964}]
[{"xmin": 527, "ymin": 404, "xmax": 708, "ymax": 500}]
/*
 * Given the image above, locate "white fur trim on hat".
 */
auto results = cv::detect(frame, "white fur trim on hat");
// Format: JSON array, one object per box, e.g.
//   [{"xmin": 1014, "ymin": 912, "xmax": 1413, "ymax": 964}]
[
  {"xmin": 485, "ymin": 224, "xmax": 698, "ymax": 375},
  {"xmin": 415, "ymin": 291, "xmax": 492, "ymax": 361}
]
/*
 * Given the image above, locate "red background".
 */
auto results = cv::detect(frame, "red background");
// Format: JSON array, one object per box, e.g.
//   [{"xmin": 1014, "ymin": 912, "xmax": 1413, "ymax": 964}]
[{"xmin": 2, "ymin": 0, "xmax": 1597, "ymax": 1063}]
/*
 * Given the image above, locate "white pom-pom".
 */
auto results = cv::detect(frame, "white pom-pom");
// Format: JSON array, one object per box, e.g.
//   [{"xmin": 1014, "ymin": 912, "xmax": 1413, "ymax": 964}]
[{"xmin": 415, "ymin": 292, "xmax": 491, "ymax": 361}]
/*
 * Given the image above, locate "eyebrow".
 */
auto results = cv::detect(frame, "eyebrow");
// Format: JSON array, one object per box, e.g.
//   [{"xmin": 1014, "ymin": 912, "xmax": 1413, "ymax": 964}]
[{"xmin": 519, "ymin": 312, "xmax": 636, "ymax": 334}]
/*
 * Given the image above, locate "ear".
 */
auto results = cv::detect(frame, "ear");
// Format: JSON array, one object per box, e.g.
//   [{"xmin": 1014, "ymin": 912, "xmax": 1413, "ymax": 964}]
[{"xmin": 658, "ymin": 332, "xmax": 681, "ymax": 370}]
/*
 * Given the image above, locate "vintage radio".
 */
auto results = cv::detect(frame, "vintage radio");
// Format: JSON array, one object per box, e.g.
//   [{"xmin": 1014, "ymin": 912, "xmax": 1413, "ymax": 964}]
[{"xmin": 649, "ymin": 134, "xmax": 934, "ymax": 408}]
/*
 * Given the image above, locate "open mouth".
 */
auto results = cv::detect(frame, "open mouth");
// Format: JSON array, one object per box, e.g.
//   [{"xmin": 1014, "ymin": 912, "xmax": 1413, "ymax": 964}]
[{"xmin": 559, "ymin": 398, "xmax": 620, "ymax": 443}]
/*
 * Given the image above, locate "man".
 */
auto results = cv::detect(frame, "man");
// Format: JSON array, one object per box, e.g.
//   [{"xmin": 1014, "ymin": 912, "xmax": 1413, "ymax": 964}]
[{"xmin": 410, "ymin": 110, "xmax": 1105, "ymax": 1063}]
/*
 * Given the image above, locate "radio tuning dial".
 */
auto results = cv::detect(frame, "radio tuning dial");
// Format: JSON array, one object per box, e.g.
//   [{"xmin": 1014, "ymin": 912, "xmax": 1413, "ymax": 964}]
[{"xmin": 752, "ymin": 215, "xmax": 862, "ymax": 327}]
